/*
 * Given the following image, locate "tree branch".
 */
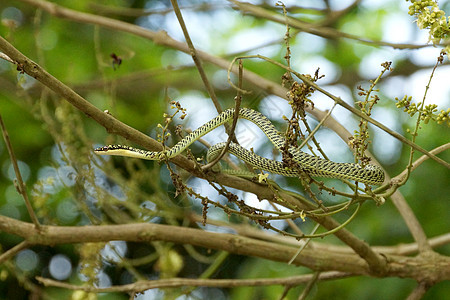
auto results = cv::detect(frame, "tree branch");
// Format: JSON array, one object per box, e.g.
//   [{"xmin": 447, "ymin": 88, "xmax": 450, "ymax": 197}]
[
  {"xmin": 36, "ymin": 271, "xmax": 352, "ymax": 293},
  {"xmin": 189, "ymin": 214, "xmax": 450, "ymax": 256},
  {"xmin": 0, "ymin": 241, "xmax": 30, "ymax": 265},
  {"xmin": 0, "ymin": 215, "xmax": 449, "ymax": 281},
  {"xmin": 0, "ymin": 214, "xmax": 369, "ymax": 274},
  {"xmin": 231, "ymin": 0, "xmax": 449, "ymax": 50},
  {"xmin": 170, "ymin": 0, "xmax": 221, "ymax": 113},
  {"xmin": 385, "ymin": 143, "xmax": 450, "ymax": 253}
]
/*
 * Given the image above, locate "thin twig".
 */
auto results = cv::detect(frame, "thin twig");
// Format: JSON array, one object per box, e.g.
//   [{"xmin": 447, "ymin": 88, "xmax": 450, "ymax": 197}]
[
  {"xmin": 183, "ymin": 251, "xmax": 230, "ymax": 294},
  {"xmin": 231, "ymin": 0, "xmax": 450, "ymax": 50},
  {"xmin": 0, "ymin": 241, "xmax": 30, "ymax": 264},
  {"xmin": 406, "ymin": 282, "xmax": 430, "ymax": 300},
  {"xmin": 393, "ymin": 143, "xmax": 450, "ymax": 183},
  {"xmin": 298, "ymin": 102, "xmax": 337, "ymax": 149},
  {"xmin": 298, "ymin": 271, "xmax": 320, "ymax": 300},
  {"xmin": 171, "ymin": 0, "xmax": 246, "ymax": 173},
  {"xmin": 36, "ymin": 271, "xmax": 352, "ymax": 293},
  {"xmin": 184, "ymin": 128, "xmax": 241, "ymax": 170},
  {"xmin": 202, "ymin": 59, "xmax": 243, "ymax": 171},
  {"xmin": 288, "ymin": 223, "xmax": 320, "ymax": 264},
  {"xmin": 381, "ymin": 144, "xmax": 450, "ymax": 253},
  {"xmin": 0, "ymin": 114, "xmax": 41, "ymax": 230},
  {"xmin": 404, "ymin": 52, "xmax": 445, "ymax": 184},
  {"xmin": 170, "ymin": 0, "xmax": 221, "ymax": 113}
]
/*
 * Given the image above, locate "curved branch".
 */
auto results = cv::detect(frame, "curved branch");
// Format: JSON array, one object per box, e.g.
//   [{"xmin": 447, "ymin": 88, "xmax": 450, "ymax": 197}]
[{"xmin": 0, "ymin": 215, "xmax": 448, "ymax": 281}]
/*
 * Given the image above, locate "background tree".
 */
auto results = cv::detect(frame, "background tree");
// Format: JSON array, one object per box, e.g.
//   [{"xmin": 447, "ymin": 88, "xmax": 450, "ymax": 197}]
[{"xmin": 0, "ymin": 0, "xmax": 449, "ymax": 299}]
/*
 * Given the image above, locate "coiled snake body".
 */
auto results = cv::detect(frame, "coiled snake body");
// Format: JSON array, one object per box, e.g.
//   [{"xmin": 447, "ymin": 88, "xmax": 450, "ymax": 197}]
[{"xmin": 95, "ymin": 108, "xmax": 385, "ymax": 185}]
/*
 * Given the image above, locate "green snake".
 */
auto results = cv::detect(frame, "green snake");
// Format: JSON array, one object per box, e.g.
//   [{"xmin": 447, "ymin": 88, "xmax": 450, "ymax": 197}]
[{"xmin": 94, "ymin": 108, "xmax": 385, "ymax": 185}]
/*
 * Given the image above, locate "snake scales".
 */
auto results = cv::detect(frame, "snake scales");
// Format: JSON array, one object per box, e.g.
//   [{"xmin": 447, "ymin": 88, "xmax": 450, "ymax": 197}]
[{"xmin": 94, "ymin": 108, "xmax": 385, "ymax": 185}]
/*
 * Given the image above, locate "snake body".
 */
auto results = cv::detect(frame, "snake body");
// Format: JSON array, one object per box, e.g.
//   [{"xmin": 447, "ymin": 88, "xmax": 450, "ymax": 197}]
[{"xmin": 95, "ymin": 108, "xmax": 385, "ymax": 185}]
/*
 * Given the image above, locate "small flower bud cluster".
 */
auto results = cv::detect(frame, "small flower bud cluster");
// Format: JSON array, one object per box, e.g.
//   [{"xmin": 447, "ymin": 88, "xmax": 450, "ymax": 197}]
[
  {"xmin": 407, "ymin": 0, "xmax": 450, "ymax": 49},
  {"xmin": 157, "ymin": 101, "xmax": 188, "ymax": 143},
  {"xmin": 436, "ymin": 108, "xmax": 450, "ymax": 126},
  {"xmin": 395, "ymin": 95, "xmax": 449, "ymax": 126}
]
